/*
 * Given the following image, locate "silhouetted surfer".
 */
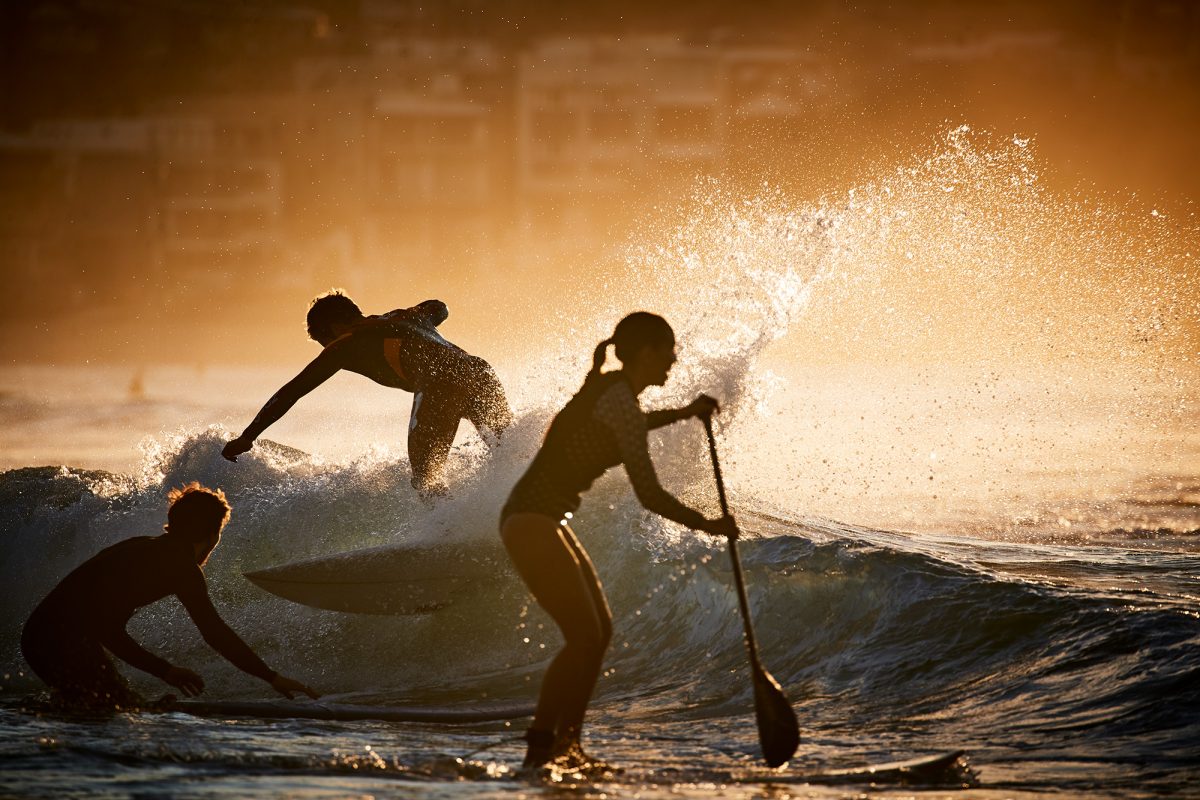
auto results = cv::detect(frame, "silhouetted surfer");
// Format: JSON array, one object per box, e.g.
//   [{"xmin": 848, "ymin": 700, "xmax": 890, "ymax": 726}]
[
  {"xmin": 222, "ymin": 291, "xmax": 513, "ymax": 496},
  {"xmin": 500, "ymin": 312, "xmax": 737, "ymax": 770},
  {"xmin": 20, "ymin": 484, "xmax": 318, "ymax": 709}
]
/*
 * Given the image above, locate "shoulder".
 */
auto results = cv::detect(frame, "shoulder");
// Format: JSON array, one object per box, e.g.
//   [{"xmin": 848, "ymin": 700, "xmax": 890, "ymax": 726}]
[
  {"xmin": 98, "ymin": 535, "xmax": 158, "ymax": 563},
  {"xmin": 397, "ymin": 300, "xmax": 449, "ymax": 328},
  {"xmin": 157, "ymin": 537, "xmax": 205, "ymax": 582},
  {"xmin": 71, "ymin": 536, "xmax": 150, "ymax": 574},
  {"xmin": 316, "ymin": 332, "xmax": 363, "ymax": 361},
  {"xmin": 593, "ymin": 377, "xmax": 643, "ymax": 422},
  {"xmin": 596, "ymin": 376, "xmax": 635, "ymax": 404},
  {"xmin": 416, "ymin": 299, "xmax": 447, "ymax": 312}
]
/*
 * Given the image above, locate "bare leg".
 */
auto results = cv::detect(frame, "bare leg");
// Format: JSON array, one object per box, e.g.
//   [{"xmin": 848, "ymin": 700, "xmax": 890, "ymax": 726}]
[
  {"xmin": 465, "ymin": 358, "xmax": 514, "ymax": 445},
  {"xmin": 501, "ymin": 513, "xmax": 609, "ymax": 762},
  {"xmin": 23, "ymin": 632, "xmax": 144, "ymax": 711},
  {"xmin": 407, "ymin": 391, "xmax": 458, "ymax": 496},
  {"xmin": 556, "ymin": 521, "xmax": 613, "ymax": 746}
]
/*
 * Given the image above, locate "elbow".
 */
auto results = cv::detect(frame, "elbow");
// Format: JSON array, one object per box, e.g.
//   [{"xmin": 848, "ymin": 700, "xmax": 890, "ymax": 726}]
[
  {"xmin": 421, "ymin": 300, "xmax": 449, "ymax": 326},
  {"xmin": 634, "ymin": 486, "xmax": 672, "ymax": 516},
  {"xmin": 199, "ymin": 626, "xmax": 232, "ymax": 652}
]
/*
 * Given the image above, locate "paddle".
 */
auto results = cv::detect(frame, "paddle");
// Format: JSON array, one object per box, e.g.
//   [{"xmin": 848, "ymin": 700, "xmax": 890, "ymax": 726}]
[{"xmin": 703, "ymin": 415, "xmax": 800, "ymax": 768}]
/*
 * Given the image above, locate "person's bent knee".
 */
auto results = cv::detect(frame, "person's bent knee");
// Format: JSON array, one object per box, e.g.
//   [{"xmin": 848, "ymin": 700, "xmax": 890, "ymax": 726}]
[
  {"xmin": 564, "ymin": 624, "xmax": 610, "ymax": 660},
  {"xmin": 598, "ymin": 612, "xmax": 613, "ymax": 650}
]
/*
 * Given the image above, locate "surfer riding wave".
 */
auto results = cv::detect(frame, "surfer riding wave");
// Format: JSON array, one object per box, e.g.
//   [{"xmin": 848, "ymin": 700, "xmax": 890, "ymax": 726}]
[{"xmin": 222, "ymin": 291, "xmax": 513, "ymax": 496}]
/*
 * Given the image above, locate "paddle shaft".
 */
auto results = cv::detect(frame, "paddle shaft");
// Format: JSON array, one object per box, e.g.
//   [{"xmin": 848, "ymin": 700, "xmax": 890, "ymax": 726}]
[
  {"xmin": 703, "ymin": 415, "xmax": 801, "ymax": 768},
  {"xmin": 703, "ymin": 417, "xmax": 763, "ymax": 670}
]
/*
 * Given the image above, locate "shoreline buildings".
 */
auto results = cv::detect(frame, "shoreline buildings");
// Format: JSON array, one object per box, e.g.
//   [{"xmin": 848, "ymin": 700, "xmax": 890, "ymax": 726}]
[{"xmin": 2, "ymin": 1, "xmax": 1196, "ymax": 343}]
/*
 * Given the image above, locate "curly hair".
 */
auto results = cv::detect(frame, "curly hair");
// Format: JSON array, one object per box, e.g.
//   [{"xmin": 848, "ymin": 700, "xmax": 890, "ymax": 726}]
[
  {"xmin": 306, "ymin": 290, "xmax": 363, "ymax": 342},
  {"xmin": 164, "ymin": 483, "xmax": 231, "ymax": 542}
]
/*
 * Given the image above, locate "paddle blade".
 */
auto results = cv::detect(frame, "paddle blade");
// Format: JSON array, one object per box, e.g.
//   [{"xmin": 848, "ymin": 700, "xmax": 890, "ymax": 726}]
[{"xmin": 752, "ymin": 665, "xmax": 801, "ymax": 768}]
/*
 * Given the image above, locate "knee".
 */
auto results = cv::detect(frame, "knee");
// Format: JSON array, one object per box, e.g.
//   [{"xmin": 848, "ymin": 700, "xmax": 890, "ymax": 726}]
[
  {"xmin": 20, "ymin": 622, "xmax": 49, "ymax": 671},
  {"xmin": 566, "ymin": 623, "xmax": 610, "ymax": 660}
]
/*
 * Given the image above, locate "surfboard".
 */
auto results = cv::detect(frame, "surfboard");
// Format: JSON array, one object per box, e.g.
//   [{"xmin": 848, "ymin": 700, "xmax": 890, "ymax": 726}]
[
  {"xmin": 171, "ymin": 698, "xmax": 534, "ymax": 724},
  {"xmin": 244, "ymin": 542, "xmax": 507, "ymax": 615},
  {"xmin": 735, "ymin": 749, "xmax": 969, "ymax": 786}
]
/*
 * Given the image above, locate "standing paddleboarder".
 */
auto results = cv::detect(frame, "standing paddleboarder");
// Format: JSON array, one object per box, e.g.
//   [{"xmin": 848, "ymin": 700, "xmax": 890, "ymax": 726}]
[
  {"xmin": 222, "ymin": 291, "xmax": 513, "ymax": 496},
  {"xmin": 500, "ymin": 312, "xmax": 737, "ymax": 770}
]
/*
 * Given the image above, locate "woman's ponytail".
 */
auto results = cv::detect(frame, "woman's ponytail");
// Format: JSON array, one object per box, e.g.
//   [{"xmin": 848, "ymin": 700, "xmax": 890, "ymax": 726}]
[
  {"xmin": 583, "ymin": 314, "xmax": 673, "ymax": 386},
  {"xmin": 586, "ymin": 338, "xmax": 613, "ymax": 383}
]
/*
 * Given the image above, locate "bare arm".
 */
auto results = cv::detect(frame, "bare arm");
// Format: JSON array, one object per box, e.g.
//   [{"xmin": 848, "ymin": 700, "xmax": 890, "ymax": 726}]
[
  {"xmin": 646, "ymin": 394, "xmax": 719, "ymax": 430},
  {"xmin": 178, "ymin": 568, "xmax": 319, "ymax": 698},
  {"xmin": 176, "ymin": 568, "xmax": 276, "ymax": 682},
  {"xmin": 645, "ymin": 408, "xmax": 686, "ymax": 430},
  {"xmin": 594, "ymin": 384, "xmax": 709, "ymax": 530},
  {"xmin": 414, "ymin": 299, "xmax": 449, "ymax": 327},
  {"xmin": 223, "ymin": 345, "xmax": 343, "ymax": 460},
  {"xmin": 101, "ymin": 624, "xmax": 172, "ymax": 680}
]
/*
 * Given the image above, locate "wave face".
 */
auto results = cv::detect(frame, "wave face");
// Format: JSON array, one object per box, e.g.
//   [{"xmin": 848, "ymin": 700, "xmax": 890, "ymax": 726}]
[{"xmin": 2, "ymin": 437, "xmax": 1198, "ymax": 780}]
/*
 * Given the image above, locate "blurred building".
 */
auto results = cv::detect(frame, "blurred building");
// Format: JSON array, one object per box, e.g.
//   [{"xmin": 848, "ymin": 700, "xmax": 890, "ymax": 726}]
[
  {"xmin": 1115, "ymin": 0, "xmax": 1200, "ymax": 81},
  {"xmin": 289, "ymin": 38, "xmax": 510, "ymax": 290},
  {"xmin": 0, "ymin": 116, "xmax": 283, "ymax": 309},
  {"xmin": 515, "ymin": 36, "xmax": 823, "ymax": 255},
  {"xmin": 3, "ymin": 0, "xmax": 1199, "ymax": 334},
  {"xmin": 516, "ymin": 35, "xmax": 720, "ymax": 243},
  {"xmin": 0, "ymin": 122, "xmax": 154, "ymax": 310}
]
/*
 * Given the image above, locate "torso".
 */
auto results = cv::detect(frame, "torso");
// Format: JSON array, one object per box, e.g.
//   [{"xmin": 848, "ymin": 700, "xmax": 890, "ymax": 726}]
[
  {"xmin": 334, "ymin": 333, "xmax": 416, "ymax": 390},
  {"xmin": 30, "ymin": 536, "xmax": 201, "ymax": 633},
  {"xmin": 333, "ymin": 319, "xmax": 470, "ymax": 393},
  {"xmin": 502, "ymin": 372, "xmax": 638, "ymax": 522}
]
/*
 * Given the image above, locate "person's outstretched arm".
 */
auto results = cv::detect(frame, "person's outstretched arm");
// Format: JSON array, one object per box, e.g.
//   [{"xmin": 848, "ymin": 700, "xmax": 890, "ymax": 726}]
[
  {"xmin": 595, "ymin": 385, "xmax": 735, "ymax": 538},
  {"xmin": 101, "ymin": 624, "xmax": 173, "ymax": 681},
  {"xmin": 646, "ymin": 394, "xmax": 718, "ymax": 430},
  {"xmin": 223, "ymin": 345, "xmax": 344, "ymax": 462},
  {"xmin": 177, "ymin": 567, "xmax": 319, "ymax": 699},
  {"xmin": 101, "ymin": 623, "xmax": 208, "ymax": 697}
]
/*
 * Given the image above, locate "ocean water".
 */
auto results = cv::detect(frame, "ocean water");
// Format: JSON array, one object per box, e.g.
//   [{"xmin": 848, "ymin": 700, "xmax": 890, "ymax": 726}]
[{"xmin": 2, "ymin": 128, "xmax": 1198, "ymax": 798}]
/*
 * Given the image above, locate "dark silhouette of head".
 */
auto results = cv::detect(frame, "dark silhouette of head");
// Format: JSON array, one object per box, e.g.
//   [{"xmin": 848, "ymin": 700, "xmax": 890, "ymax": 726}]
[
  {"xmin": 588, "ymin": 312, "xmax": 677, "ymax": 387},
  {"xmin": 163, "ymin": 483, "xmax": 232, "ymax": 566},
  {"xmin": 307, "ymin": 291, "xmax": 364, "ymax": 345}
]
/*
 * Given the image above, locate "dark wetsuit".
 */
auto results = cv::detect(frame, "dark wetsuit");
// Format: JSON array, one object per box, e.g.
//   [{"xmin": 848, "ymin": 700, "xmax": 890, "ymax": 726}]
[
  {"xmin": 243, "ymin": 300, "xmax": 512, "ymax": 493},
  {"xmin": 502, "ymin": 372, "xmax": 706, "ymax": 528},
  {"xmin": 21, "ymin": 535, "xmax": 275, "ymax": 707}
]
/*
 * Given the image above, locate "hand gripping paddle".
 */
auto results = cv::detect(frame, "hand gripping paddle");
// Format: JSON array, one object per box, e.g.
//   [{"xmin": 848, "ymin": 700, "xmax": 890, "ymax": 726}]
[{"xmin": 704, "ymin": 416, "xmax": 801, "ymax": 768}]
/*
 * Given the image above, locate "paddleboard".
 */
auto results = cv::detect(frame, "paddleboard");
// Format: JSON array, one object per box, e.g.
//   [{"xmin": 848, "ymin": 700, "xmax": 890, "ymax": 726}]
[
  {"xmin": 435, "ymin": 749, "xmax": 971, "ymax": 787},
  {"xmin": 171, "ymin": 698, "xmax": 534, "ymax": 723},
  {"xmin": 735, "ymin": 749, "xmax": 970, "ymax": 786},
  {"xmin": 244, "ymin": 542, "xmax": 507, "ymax": 615}
]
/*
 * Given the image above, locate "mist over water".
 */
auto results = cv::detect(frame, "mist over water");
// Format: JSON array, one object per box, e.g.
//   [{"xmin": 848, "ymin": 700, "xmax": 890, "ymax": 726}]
[{"xmin": 592, "ymin": 125, "xmax": 1198, "ymax": 537}]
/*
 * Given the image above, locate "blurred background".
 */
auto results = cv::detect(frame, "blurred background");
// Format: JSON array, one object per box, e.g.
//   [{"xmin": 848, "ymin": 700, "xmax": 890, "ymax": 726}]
[
  {"xmin": 1, "ymin": 0, "xmax": 1197, "ymax": 483},
  {"xmin": 3, "ymin": 0, "xmax": 1197, "ymax": 362}
]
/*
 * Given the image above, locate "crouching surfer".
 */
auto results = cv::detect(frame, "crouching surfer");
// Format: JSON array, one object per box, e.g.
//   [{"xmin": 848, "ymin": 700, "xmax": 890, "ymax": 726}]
[
  {"xmin": 500, "ymin": 312, "xmax": 738, "ymax": 771},
  {"xmin": 20, "ymin": 483, "xmax": 318, "ymax": 710},
  {"xmin": 222, "ymin": 291, "xmax": 513, "ymax": 497}
]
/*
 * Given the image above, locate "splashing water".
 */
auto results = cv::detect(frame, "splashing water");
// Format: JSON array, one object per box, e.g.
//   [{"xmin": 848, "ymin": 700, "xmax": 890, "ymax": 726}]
[
  {"xmin": 2, "ymin": 127, "xmax": 1198, "ymax": 799},
  {"xmin": 563, "ymin": 125, "xmax": 1200, "ymax": 537}
]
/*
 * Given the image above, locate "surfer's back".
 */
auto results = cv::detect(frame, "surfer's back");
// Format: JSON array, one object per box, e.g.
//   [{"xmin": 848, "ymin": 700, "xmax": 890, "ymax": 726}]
[{"xmin": 28, "ymin": 535, "xmax": 201, "ymax": 631}]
